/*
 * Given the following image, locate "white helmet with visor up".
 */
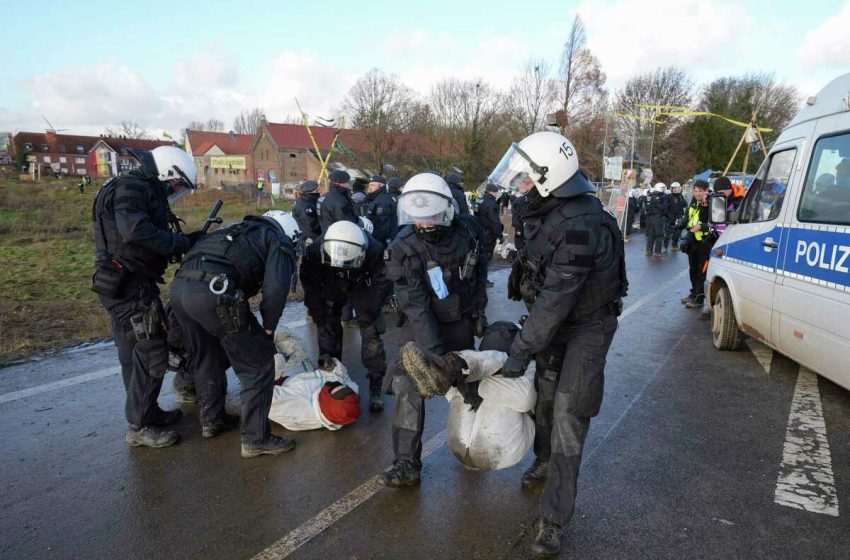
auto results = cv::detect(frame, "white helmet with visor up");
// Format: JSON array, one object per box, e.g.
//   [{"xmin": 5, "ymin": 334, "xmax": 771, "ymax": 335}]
[
  {"xmin": 488, "ymin": 131, "xmax": 594, "ymax": 199},
  {"xmin": 397, "ymin": 173, "xmax": 455, "ymax": 227},
  {"xmin": 151, "ymin": 146, "xmax": 197, "ymax": 203},
  {"xmin": 322, "ymin": 221, "xmax": 367, "ymax": 269},
  {"xmin": 263, "ymin": 210, "xmax": 301, "ymax": 243}
]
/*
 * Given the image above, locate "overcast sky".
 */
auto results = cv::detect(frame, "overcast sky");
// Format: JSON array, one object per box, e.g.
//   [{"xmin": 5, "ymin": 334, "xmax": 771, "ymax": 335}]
[{"xmin": 1, "ymin": 0, "xmax": 846, "ymax": 138}]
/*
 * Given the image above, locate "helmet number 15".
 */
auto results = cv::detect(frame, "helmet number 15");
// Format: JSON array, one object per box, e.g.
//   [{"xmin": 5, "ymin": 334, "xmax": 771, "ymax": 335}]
[{"xmin": 559, "ymin": 142, "xmax": 574, "ymax": 160}]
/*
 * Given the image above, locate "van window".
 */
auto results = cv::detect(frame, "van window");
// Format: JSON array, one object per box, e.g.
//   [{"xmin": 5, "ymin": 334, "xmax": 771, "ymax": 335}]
[
  {"xmin": 798, "ymin": 131, "xmax": 850, "ymax": 226},
  {"xmin": 738, "ymin": 148, "xmax": 796, "ymax": 223}
]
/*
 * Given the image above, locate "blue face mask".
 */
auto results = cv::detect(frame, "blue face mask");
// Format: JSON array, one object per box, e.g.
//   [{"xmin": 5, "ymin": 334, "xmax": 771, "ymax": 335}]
[{"xmin": 427, "ymin": 264, "xmax": 449, "ymax": 300}]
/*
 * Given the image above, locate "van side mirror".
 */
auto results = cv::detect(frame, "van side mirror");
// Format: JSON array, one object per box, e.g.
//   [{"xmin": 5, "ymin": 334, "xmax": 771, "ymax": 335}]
[{"xmin": 709, "ymin": 194, "xmax": 728, "ymax": 224}]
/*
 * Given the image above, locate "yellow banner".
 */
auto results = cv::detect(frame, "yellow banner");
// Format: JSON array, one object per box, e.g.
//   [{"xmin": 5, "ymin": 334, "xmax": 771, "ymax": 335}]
[{"xmin": 210, "ymin": 156, "xmax": 246, "ymax": 169}]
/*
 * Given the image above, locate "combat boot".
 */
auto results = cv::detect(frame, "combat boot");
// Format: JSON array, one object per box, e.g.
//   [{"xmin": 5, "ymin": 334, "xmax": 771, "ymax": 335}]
[
  {"xmin": 531, "ymin": 518, "xmax": 564, "ymax": 557},
  {"xmin": 685, "ymin": 294, "xmax": 705, "ymax": 308},
  {"xmin": 369, "ymin": 384, "xmax": 384, "ymax": 412},
  {"xmin": 201, "ymin": 412, "xmax": 240, "ymax": 438},
  {"xmin": 126, "ymin": 426, "xmax": 180, "ymax": 448},
  {"xmin": 681, "ymin": 294, "xmax": 695, "ymax": 304},
  {"xmin": 521, "ymin": 457, "xmax": 549, "ymax": 488},
  {"xmin": 241, "ymin": 435, "xmax": 296, "ymax": 458},
  {"xmin": 400, "ymin": 342, "xmax": 466, "ymax": 398},
  {"xmin": 152, "ymin": 407, "xmax": 183, "ymax": 427},
  {"xmin": 381, "ymin": 458, "xmax": 421, "ymax": 488}
]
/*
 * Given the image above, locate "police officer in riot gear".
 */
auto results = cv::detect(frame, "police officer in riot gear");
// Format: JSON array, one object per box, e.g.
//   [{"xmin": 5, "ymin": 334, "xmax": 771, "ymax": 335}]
[
  {"xmin": 318, "ymin": 169, "xmax": 358, "ymax": 233},
  {"xmin": 444, "ymin": 171, "xmax": 470, "ymax": 215},
  {"xmin": 169, "ymin": 210, "xmax": 298, "ymax": 457},
  {"xmin": 91, "ymin": 146, "xmax": 199, "ymax": 448},
  {"xmin": 474, "ymin": 183, "xmax": 504, "ymax": 287},
  {"xmin": 491, "ymin": 131, "xmax": 627, "ymax": 557},
  {"xmin": 387, "ymin": 177, "xmax": 404, "ymax": 204},
  {"xmin": 664, "ymin": 182, "xmax": 687, "ymax": 251},
  {"xmin": 292, "ymin": 179, "xmax": 322, "ymax": 242},
  {"xmin": 362, "ymin": 174, "xmax": 398, "ymax": 244},
  {"xmin": 300, "ymin": 220, "xmax": 392, "ymax": 411},
  {"xmin": 381, "ymin": 173, "xmax": 488, "ymax": 487}
]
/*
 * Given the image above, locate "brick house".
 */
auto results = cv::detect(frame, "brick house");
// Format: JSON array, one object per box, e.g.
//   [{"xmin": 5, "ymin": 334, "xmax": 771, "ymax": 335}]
[
  {"xmin": 185, "ymin": 130, "xmax": 254, "ymax": 188},
  {"xmin": 11, "ymin": 131, "xmax": 173, "ymax": 177}
]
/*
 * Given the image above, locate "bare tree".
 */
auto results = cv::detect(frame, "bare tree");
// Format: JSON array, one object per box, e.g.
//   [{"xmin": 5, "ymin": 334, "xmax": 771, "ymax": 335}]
[
  {"xmin": 614, "ymin": 67, "xmax": 693, "ymax": 177},
  {"xmin": 342, "ymin": 69, "xmax": 419, "ymax": 172},
  {"xmin": 104, "ymin": 121, "xmax": 150, "ymax": 139},
  {"xmin": 505, "ymin": 59, "xmax": 558, "ymax": 136},
  {"xmin": 557, "ymin": 15, "xmax": 607, "ymax": 136},
  {"xmin": 204, "ymin": 119, "xmax": 225, "ymax": 132},
  {"xmin": 232, "ymin": 108, "xmax": 266, "ymax": 135}
]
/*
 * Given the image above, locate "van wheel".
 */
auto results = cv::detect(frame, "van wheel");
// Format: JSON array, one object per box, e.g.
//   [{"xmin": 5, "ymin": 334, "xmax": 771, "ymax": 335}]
[{"xmin": 712, "ymin": 286, "xmax": 744, "ymax": 351}]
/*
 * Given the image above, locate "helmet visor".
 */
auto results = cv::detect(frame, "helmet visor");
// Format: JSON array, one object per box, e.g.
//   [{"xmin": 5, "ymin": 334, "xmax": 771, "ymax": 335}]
[
  {"xmin": 321, "ymin": 239, "xmax": 366, "ymax": 269},
  {"xmin": 488, "ymin": 143, "xmax": 533, "ymax": 193},
  {"xmin": 397, "ymin": 191, "xmax": 452, "ymax": 227},
  {"xmin": 167, "ymin": 183, "xmax": 192, "ymax": 205}
]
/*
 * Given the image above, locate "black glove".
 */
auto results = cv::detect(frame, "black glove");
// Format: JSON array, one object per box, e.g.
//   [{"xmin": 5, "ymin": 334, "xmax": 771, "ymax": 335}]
[
  {"xmin": 318, "ymin": 354, "xmax": 336, "ymax": 371},
  {"xmin": 495, "ymin": 366, "xmax": 525, "ymax": 378},
  {"xmin": 474, "ymin": 313, "xmax": 488, "ymax": 338},
  {"xmin": 187, "ymin": 230, "xmax": 205, "ymax": 246},
  {"xmin": 498, "ymin": 233, "xmax": 505, "ymax": 244},
  {"xmin": 507, "ymin": 259, "xmax": 523, "ymax": 301}
]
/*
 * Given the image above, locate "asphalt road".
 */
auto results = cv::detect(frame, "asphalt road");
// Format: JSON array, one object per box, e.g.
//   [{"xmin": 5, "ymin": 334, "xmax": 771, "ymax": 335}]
[{"xmin": 2, "ymin": 234, "xmax": 850, "ymax": 560}]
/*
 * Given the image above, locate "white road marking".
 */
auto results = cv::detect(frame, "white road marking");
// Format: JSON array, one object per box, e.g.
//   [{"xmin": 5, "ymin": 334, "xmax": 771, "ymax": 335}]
[
  {"xmin": 0, "ymin": 366, "xmax": 120, "ymax": 405},
  {"xmin": 745, "ymin": 339, "xmax": 774, "ymax": 375},
  {"xmin": 619, "ymin": 268, "xmax": 689, "ymax": 320},
  {"xmin": 774, "ymin": 366, "xmax": 838, "ymax": 516},
  {"xmin": 251, "ymin": 430, "xmax": 448, "ymax": 560}
]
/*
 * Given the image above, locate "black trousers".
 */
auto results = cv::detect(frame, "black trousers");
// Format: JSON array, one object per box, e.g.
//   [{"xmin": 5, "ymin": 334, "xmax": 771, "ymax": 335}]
[
  {"xmin": 662, "ymin": 218, "xmax": 677, "ymax": 249},
  {"xmin": 687, "ymin": 240, "xmax": 713, "ymax": 296},
  {"xmin": 170, "ymin": 277, "xmax": 276, "ymax": 444},
  {"xmin": 391, "ymin": 317, "xmax": 475, "ymax": 462},
  {"xmin": 313, "ymin": 297, "xmax": 387, "ymax": 387},
  {"xmin": 645, "ymin": 215, "xmax": 664, "ymax": 254},
  {"xmin": 99, "ymin": 281, "xmax": 168, "ymax": 428},
  {"xmin": 532, "ymin": 314, "xmax": 618, "ymax": 526}
]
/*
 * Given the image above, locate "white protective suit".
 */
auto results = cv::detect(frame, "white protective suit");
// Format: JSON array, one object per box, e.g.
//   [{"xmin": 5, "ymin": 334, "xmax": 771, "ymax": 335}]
[
  {"xmin": 268, "ymin": 330, "xmax": 359, "ymax": 431},
  {"xmin": 444, "ymin": 349, "xmax": 536, "ymax": 471}
]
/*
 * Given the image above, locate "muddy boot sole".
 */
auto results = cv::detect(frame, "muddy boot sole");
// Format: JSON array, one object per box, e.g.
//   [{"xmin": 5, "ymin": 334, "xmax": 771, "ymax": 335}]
[{"xmin": 400, "ymin": 342, "xmax": 441, "ymax": 398}]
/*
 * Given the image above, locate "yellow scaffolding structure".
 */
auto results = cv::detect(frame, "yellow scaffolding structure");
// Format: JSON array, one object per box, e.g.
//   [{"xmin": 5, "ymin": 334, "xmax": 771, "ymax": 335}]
[{"xmin": 295, "ymin": 98, "xmax": 345, "ymax": 188}]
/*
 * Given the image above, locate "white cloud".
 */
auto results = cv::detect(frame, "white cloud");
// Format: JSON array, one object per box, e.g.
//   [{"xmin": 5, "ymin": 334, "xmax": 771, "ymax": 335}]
[
  {"xmin": 577, "ymin": 0, "xmax": 756, "ymax": 88},
  {"xmin": 799, "ymin": 2, "xmax": 850, "ymax": 69}
]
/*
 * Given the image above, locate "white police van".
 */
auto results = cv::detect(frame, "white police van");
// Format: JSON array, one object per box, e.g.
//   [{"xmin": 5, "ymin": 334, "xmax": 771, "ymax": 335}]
[{"xmin": 708, "ymin": 73, "xmax": 850, "ymax": 390}]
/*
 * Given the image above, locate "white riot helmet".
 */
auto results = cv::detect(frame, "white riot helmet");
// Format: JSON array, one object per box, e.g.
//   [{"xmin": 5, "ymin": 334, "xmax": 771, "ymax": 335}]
[
  {"xmin": 151, "ymin": 146, "xmax": 197, "ymax": 203},
  {"xmin": 263, "ymin": 210, "xmax": 301, "ymax": 243},
  {"xmin": 397, "ymin": 173, "xmax": 455, "ymax": 228},
  {"xmin": 322, "ymin": 221, "xmax": 367, "ymax": 269},
  {"xmin": 653, "ymin": 182, "xmax": 666, "ymax": 194},
  {"xmin": 488, "ymin": 131, "xmax": 594, "ymax": 199},
  {"xmin": 358, "ymin": 216, "xmax": 374, "ymax": 234},
  {"xmin": 670, "ymin": 181, "xmax": 681, "ymax": 193}
]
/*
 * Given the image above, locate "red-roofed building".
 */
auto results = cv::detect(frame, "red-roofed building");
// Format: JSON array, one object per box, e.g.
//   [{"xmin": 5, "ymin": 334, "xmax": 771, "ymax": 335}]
[
  {"xmin": 185, "ymin": 130, "xmax": 254, "ymax": 188},
  {"xmin": 11, "ymin": 131, "xmax": 174, "ymax": 177}
]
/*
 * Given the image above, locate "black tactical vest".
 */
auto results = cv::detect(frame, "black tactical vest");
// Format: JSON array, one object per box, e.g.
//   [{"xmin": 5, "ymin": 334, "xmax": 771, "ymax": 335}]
[
  {"xmin": 92, "ymin": 175, "xmax": 176, "ymax": 278},
  {"xmin": 392, "ymin": 219, "xmax": 480, "ymax": 317},
  {"xmin": 181, "ymin": 216, "xmax": 284, "ymax": 295},
  {"xmin": 523, "ymin": 195, "xmax": 627, "ymax": 320}
]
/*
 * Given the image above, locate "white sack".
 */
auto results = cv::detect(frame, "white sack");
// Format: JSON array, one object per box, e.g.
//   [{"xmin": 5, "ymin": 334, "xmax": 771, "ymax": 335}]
[{"xmin": 445, "ymin": 351, "xmax": 536, "ymax": 471}]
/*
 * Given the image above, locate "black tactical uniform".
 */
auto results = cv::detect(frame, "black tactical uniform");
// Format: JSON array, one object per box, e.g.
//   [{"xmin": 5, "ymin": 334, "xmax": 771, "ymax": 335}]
[
  {"xmin": 318, "ymin": 184, "xmax": 358, "ymax": 233},
  {"xmin": 384, "ymin": 215, "xmax": 487, "ymax": 470},
  {"xmin": 445, "ymin": 173, "xmax": 470, "ymax": 215},
  {"xmin": 364, "ymin": 188, "xmax": 398, "ymax": 244},
  {"xmin": 475, "ymin": 189, "xmax": 504, "ymax": 284},
  {"xmin": 664, "ymin": 190, "xmax": 687, "ymax": 251},
  {"xmin": 91, "ymin": 158, "xmax": 191, "ymax": 445},
  {"xmin": 169, "ymin": 216, "xmax": 296, "ymax": 453},
  {"xmin": 505, "ymin": 190, "xmax": 627, "ymax": 528},
  {"xmin": 293, "ymin": 181, "xmax": 322, "ymax": 242},
  {"xmin": 300, "ymin": 231, "xmax": 392, "ymax": 399},
  {"xmin": 643, "ymin": 190, "xmax": 667, "ymax": 255},
  {"xmin": 512, "ymin": 194, "xmax": 528, "ymax": 251}
]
